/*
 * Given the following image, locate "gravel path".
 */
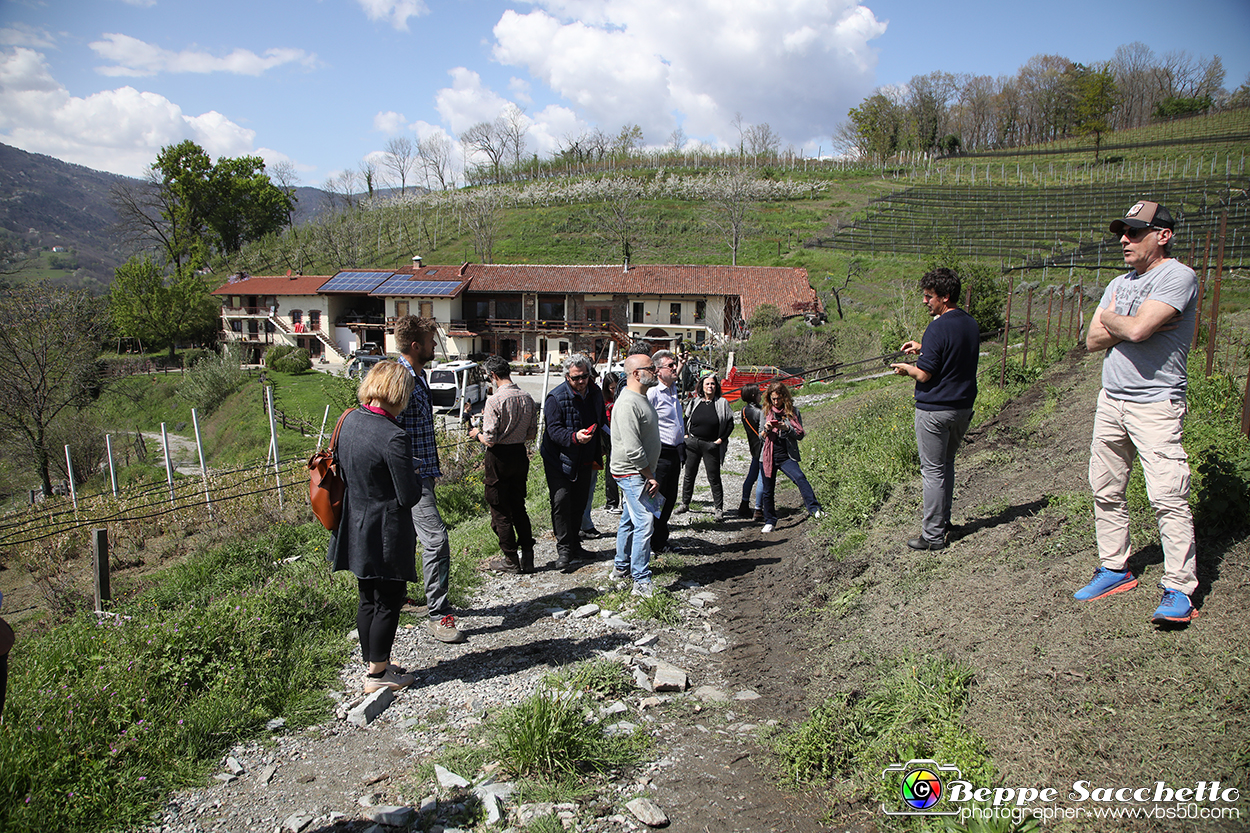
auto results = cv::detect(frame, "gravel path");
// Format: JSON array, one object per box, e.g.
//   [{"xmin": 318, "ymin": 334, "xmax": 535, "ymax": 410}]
[{"xmin": 145, "ymin": 436, "xmax": 831, "ymax": 833}]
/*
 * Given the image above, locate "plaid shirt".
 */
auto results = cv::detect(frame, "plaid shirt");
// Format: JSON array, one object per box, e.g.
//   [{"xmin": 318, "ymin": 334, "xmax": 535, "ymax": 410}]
[{"xmin": 397, "ymin": 354, "xmax": 442, "ymax": 480}]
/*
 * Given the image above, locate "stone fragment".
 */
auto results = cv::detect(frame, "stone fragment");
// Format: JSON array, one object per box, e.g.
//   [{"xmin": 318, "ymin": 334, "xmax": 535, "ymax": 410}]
[
  {"xmin": 213, "ymin": 773, "xmax": 237, "ymax": 784},
  {"xmin": 689, "ymin": 596, "xmax": 706, "ymax": 609},
  {"xmin": 297, "ymin": 774, "xmax": 315, "ymax": 784},
  {"xmin": 633, "ymin": 668, "xmax": 652, "ymax": 690},
  {"xmin": 480, "ymin": 791, "xmax": 504, "ymax": 825},
  {"xmin": 282, "ymin": 812, "xmax": 314, "ymax": 833},
  {"xmin": 256, "ymin": 764, "xmax": 277, "ymax": 786},
  {"xmin": 652, "ymin": 662, "xmax": 688, "ymax": 692},
  {"xmin": 363, "ymin": 770, "xmax": 390, "ymax": 785},
  {"xmin": 693, "ymin": 686, "xmax": 728, "ymax": 703},
  {"xmin": 225, "ymin": 756, "xmax": 245, "ymax": 775},
  {"xmin": 605, "ymin": 720, "xmax": 638, "ymax": 735},
  {"xmin": 366, "ymin": 805, "xmax": 415, "ymax": 826},
  {"xmin": 634, "ymin": 633, "xmax": 659, "ymax": 647},
  {"xmin": 639, "ymin": 696, "xmax": 663, "ymax": 709},
  {"xmin": 572, "ymin": 603, "xmax": 600, "ymax": 618},
  {"xmin": 419, "ymin": 794, "xmax": 438, "ymax": 815},
  {"xmin": 265, "ymin": 717, "xmax": 287, "ymax": 731},
  {"xmin": 515, "ymin": 802, "xmax": 557, "ymax": 825},
  {"xmin": 346, "ymin": 688, "xmax": 395, "ymax": 727},
  {"xmin": 603, "ymin": 616, "xmax": 631, "ymax": 629},
  {"xmin": 360, "ymin": 824, "xmax": 384, "ymax": 833},
  {"xmin": 626, "ymin": 797, "xmax": 670, "ymax": 827},
  {"xmin": 347, "ymin": 629, "xmax": 360, "ymax": 641},
  {"xmin": 358, "ymin": 792, "xmax": 382, "ymax": 807},
  {"xmin": 551, "ymin": 609, "xmax": 570, "ymax": 620},
  {"xmin": 734, "ymin": 689, "xmax": 761, "ymax": 701},
  {"xmin": 600, "ymin": 700, "xmax": 628, "ymax": 717},
  {"xmin": 435, "ymin": 763, "xmax": 471, "ymax": 789}
]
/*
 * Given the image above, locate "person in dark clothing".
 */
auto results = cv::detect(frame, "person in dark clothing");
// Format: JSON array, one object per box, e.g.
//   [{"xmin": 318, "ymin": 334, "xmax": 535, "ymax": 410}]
[
  {"xmin": 600, "ymin": 371, "xmax": 621, "ymax": 514},
  {"xmin": 676, "ymin": 373, "xmax": 735, "ymax": 520},
  {"xmin": 540, "ymin": 354, "xmax": 607, "ymax": 570},
  {"xmin": 737, "ymin": 384, "xmax": 766, "ymax": 518},
  {"xmin": 327, "ymin": 360, "xmax": 423, "ymax": 693},
  {"xmin": 891, "ymin": 267, "xmax": 980, "ymax": 551}
]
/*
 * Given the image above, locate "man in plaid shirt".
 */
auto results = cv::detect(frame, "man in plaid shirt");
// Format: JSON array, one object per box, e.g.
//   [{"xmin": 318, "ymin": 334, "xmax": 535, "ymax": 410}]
[{"xmin": 395, "ymin": 316, "xmax": 465, "ymax": 643}]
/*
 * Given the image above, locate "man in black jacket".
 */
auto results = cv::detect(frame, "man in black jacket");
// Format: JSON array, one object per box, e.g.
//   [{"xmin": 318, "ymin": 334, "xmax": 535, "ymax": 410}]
[{"xmin": 540, "ymin": 354, "xmax": 607, "ymax": 570}]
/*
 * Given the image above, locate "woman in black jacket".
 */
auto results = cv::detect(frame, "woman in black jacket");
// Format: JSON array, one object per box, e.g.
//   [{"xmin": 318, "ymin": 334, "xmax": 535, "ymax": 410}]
[
  {"xmin": 676, "ymin": 373, "xmax": 735, "ymax": 521},
  {"xmin": 328, "ymin": 361, "xmax": 423, "ymax": 693}
]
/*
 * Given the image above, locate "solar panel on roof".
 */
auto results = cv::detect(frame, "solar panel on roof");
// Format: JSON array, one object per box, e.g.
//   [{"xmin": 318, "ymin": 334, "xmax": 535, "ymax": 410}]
[
  {"xmin": 320, "ymin": 271, "xmax": 394, "ymax": 292},
  {"xmin": 370, "ymin": 275, "xmax": 463, "ymax": 296}
]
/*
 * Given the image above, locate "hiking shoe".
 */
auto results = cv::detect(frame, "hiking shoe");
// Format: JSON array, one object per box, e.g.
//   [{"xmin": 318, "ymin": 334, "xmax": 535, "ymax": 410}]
[
  {"xmin": 713, "ymin": 508, "xmax": 724, "ymax": 521},
  {"xmin": 761, "ymin": 523, "xmax": 774, "ymax": 533},
  {"xmin": 906, "ymin": 537, "xmax": 946, "ymax": 551},
  {"xmin": 429, "ymin": 615, "xmax": 467, "ymax": 643},
  {"xmin": 606, "ymin": 505, "xmax": 622, "ymax": 515},
  {"xmin": 1073, "ymin": 567, "xmax": 1137, "ymax": 601},
  {"xmin": 363, "ymin": 667, "xmax": 415, "ymax": 693},
  {"xmin": 631, "ymin": 580, "xmax": 655, "ymax": 598},
  {"xmin": 674, "ymin": 503, "xmax": 689, "ymax": 515},
  {"xmin": 1151, "ymin": 588, "xmax": 1196, "ymax": 624},
  {"xmin": 610, "ymin": 565, "xmax": 630, "ymax": 582},
  {"xmin": 579, "ymin": 527, "xmax": 602, "ymax": 540},
  {"xmin": 810, "ymin": 509, "xmax": 824, "ymax": 520},
  {"xmin": 485, "ymin": 555, "xmax": 521, "ymax": 574},
  {"xmin": 752, "ymin": 509, "xmax": 764, "ymax": 521},
  {"xmin": 737, "ymin": 500, "xmax": 751, "ymax": 518}
]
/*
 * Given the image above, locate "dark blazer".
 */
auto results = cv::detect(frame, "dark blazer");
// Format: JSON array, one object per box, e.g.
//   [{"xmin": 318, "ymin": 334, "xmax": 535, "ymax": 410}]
[
  {"xmin": 327, "ymin": 407, "xmax": 423, "ymax": 581},
  {"xmin": 539, "ymin": 381, "xmax": 607, "ymax": 476}
]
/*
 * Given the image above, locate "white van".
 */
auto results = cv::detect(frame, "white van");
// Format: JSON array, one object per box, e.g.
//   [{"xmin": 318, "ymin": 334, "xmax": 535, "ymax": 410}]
[{"xmin": 427, "ymin": 360, "xmax": 488, "ymax": 414}]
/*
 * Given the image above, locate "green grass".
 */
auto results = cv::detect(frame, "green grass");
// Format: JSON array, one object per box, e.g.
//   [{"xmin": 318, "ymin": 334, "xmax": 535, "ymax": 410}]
[
  {"xmin": 772, "ymin": 654, "xmax": 996, "ymax": 827},
  {"xmin": 0, "ymin": 523, "xmax": 356, "ymax": 833},
  {"xmin": 545, "ymin": 658, "xmax": 636, "ymax": 697}
]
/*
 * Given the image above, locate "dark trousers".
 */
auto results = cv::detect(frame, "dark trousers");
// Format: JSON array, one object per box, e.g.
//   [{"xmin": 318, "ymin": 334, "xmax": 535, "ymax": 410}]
[
  {"xmin": 652, "ymin": 444, "xmax": 684, "ymax": 552},
  {"xmin": 544, "ymin": 458, "xmax": 593, "ymax": 560},
  {"xmin": 484, "ymin": 444, "xmax": 534, "ymax": 556},
  {"xmin": 681, "ymin": 437, "xmax": 724, "ymax": 510},
  {"xmin": 356, "ymin": 578, "xmax": 407, "ymax": 664}
]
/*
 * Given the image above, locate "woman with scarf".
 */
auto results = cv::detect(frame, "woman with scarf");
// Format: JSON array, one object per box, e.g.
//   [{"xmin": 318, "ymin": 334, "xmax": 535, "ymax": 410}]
[
  {"xmin": 758, "ymin": 381, "xmax": 822, "ymax": 533},
  {"xmin": 328, "ymin": 360, "xmax": 423, "ymax": 693}
]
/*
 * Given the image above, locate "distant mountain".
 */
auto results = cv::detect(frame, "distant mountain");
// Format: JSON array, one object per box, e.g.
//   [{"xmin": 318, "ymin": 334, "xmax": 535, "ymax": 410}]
[{"xmin": 0, "ymin": 142, "xmax": 335, "ymax": 292}]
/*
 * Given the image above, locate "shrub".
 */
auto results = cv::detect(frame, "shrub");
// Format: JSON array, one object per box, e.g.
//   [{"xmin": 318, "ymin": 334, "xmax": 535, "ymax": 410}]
[
  {"xmin": 266, "ymin": 345, "xmax": 311, "ymax": 374},
  {"xmin": 179, "ymin": 348, "xmax": 213, "ymax": 369},
  {"xmin": 748, "ymin": 303, "xmax": 783, "ymax": 331},
  {"xmin": 177, "ymin": 343, "xmax": 246, "ymax": 414},
  {"xmin": 490, "ymin": 689, "xmax": 646, "ymax": 780}
]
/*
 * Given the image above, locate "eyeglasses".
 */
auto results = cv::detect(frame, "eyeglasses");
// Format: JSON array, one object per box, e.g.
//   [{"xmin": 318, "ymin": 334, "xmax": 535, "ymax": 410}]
[
  {"xmin": 657, "ymin": 362, "xmax": 675, "ymax": 370},
  {"xmin": 1121, "ymin": 226, "xmax": 1158, "ymax": 241},
  {"xmin": 567, "ymin": 373, "xmax": 589, "ymax": 382},
  {"xmin": 634, "ymin": 365, "xmax": 657, "ymax": 374}
]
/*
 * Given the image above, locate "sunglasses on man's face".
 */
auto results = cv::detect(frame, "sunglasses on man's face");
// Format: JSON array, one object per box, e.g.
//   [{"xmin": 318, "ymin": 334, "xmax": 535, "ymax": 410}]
[
  {"xmin": 1121, "ymin": 226, "xmax": 1157, "ymax": 241},
  {"xmin": 568, "ymin": 373, "xmax": 589, "ymax": 382}
]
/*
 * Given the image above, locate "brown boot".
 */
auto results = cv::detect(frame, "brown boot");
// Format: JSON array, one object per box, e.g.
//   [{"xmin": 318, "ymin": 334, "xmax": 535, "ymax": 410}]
[
  {"xmin": 519, "ymin": 545, "xmax": 535, "ymax": 574},
  {"xmin": 486, "ymin": 552, "xmax": 521, "ymax": 574}
]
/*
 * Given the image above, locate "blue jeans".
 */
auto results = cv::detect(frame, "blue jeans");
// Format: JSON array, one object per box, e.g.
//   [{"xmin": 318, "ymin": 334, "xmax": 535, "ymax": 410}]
[
  {"xmin": 742, "ymin": 456, "xmax": 765, "ymax": 507},
  {"xmin": 614, "ymin": 474, "xmax": 654, "ymax": 583},
  {"xmin": 761, "ymin": 458, "xmax": 820, "ymax": 524}
]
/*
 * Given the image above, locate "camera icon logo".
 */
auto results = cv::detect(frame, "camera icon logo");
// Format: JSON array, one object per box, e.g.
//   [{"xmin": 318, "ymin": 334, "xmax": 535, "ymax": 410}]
[{"xmin": 881, "ymin": 759, "xmax": 962, "ymax": 816}]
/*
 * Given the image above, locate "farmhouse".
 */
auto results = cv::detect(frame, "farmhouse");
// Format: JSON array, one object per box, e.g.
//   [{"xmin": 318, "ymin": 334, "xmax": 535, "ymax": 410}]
[{"xmin": 213, "ymin": 260, "xmax": 820, "ymax": 364}]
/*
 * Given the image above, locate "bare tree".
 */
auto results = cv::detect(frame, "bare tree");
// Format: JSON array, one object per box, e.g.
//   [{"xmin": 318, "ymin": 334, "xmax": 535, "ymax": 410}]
[
  {"xmin": 502, "ymin": 105, "xmax": 529, "ymax": 170},
  {"xmin": 461, "ymin": 120, "xmax": 508, "ymax": 183},
  {"xmin": 731, "ymin": 111, "xmax": 746, "ymax": 157},
  {"xmin": 323, "ymin": 169, "xmax": 359, "ymax": 212},
  {"xmin": 417, "ymin": 133, "xmax": 455, "ymax": 190},
  {"xmin": 382, "ymin": 136, "xmax": 417, "ymax": 195},
  {"xmin": 1112, "ymin": 42, "xmax": 1157, "ymax": 129},
  {"xmin": 703, "ymin": 171, "xmax": 760, "ymax": 266},
  {"xmin": 358, "ymin": 159, "xmax": 379, "ymax": 199},
  {"xmin": 459, "ymin": 188, "xmax": 502, "ymax": 263},
  {"xmin": 269, "ymin": 160, "xmax": 300, "ymax": 226},
  {"xmin": 744, "ymin": 122, "xmax": 781, "ymax": 158},
  {"xmin": 668, "ymin": 125, "xmax": 687, "ymax": 152},
  {"xmin": 585, "ymin": 178, "xmax": 646, "ymax": 264}
]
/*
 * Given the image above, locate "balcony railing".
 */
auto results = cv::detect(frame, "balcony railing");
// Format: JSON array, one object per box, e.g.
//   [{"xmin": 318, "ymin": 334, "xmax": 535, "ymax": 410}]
[{"xmin": 447, "ymin": 317, "xmax": 627, "ymax": 334}]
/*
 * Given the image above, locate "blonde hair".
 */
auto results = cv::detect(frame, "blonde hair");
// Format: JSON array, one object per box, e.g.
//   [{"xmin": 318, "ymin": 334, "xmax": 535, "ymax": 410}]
[
  {"xmin": 357, "ymin": 360, "xmax": 414, "ymax": 412},
  {"xmin": 765, "ymin": 381, "xmax": 796, "ymax": 422}
]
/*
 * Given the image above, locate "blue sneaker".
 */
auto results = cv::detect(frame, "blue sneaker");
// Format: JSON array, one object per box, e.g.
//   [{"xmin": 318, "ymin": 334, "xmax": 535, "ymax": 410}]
[
  {"xmin": 1152, "ymin": 588, "xmax": 1196, "ymax": 624},
  {"xmin": 1073, "ymin": 567, "xmax": 1138, "ymax": 601}
]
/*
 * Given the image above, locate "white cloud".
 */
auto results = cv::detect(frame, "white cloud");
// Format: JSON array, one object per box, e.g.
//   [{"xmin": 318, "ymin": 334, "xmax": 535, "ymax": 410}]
[
  {"xmin": 0, "ymin": 24, "xmax": 57, "ymax": 49},
  {"xmin": 118, "ymin": 0, "xmax": 158, "ymax": 7},
  {"xmin": 489, "ymin": 0, "xmax": 886, "ymax": 148},
  {"xmin": 433, "ymin": 67, "xmax": 513, "ymax": 135},
  {"xmin": 373, "ymin": 110, "xmax": 407, "ymax": 134},
  {"xmin": 356, "ymin": 0, "xmax": 430, "ymax": 31},
  {"xmin": 0, "ymin": 47, "xmax": 257, "ymax": 177},
  {"xmin": 90, "ymin": 34, "xmax": 316, "ymax": 77}
]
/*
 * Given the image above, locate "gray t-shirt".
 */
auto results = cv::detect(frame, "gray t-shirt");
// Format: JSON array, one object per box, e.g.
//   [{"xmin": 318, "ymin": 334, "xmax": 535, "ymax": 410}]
[{"xmin": 1098, "ymin": 258, "xmax": 1197, "ymax": 403}]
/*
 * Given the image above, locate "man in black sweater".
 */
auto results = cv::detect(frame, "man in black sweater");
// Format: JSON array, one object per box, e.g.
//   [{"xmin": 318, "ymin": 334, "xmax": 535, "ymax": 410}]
[{"xmin": 891, "ymin": 267, "xmax": 980, "ymax": 551}]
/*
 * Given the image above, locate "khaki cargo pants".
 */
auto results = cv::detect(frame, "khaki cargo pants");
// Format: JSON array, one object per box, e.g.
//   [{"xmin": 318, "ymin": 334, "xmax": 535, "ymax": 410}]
[{"xmin": 1088, "ymin": 389, "xmax": 1197, "ymax": 595}]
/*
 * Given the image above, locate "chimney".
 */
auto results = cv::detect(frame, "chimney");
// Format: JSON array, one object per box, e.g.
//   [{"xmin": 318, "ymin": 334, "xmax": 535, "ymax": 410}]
[
  {"xmin": 412, "ymin": 255, "xmax": 423, "ymax": 271},
  {"xmin": 623, "ymin": 257, "xmax": 629, "ymax": 273}
]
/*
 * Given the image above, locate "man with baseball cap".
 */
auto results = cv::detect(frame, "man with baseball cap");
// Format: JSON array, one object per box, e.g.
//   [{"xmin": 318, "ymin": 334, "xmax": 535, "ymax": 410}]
[{"xmin": 1075, "ymin": 200, "xmax": 1199, "ymax": 625}]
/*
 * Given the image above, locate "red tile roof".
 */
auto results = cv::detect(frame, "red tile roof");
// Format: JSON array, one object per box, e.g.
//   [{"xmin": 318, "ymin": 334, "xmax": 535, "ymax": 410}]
[
  {"xmin": 460, "ymin": 264, "xmax": 819, "ymax": 319},
  {"xmin": 212, "ymin": 274, "xmax": 332, "ymax": 296}
]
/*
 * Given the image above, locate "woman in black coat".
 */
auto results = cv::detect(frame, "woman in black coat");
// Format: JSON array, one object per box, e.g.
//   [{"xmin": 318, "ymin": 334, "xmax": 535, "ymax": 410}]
[{"xmin": 327, "ymin": 360, "xmax": 423, "ymax": 693}]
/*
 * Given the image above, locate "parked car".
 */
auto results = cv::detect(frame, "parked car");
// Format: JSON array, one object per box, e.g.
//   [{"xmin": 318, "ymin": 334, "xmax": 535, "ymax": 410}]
[
  {"xmin": 355, "ymin": 342, "xmax": 383, "ymax": 357},
  {"xmin": 345, "ymin": 354, "xmax": 386, "ymax": 379},
  {"xmin": 427, "ymin": 360, "xmax": 488, "ymax": 414}
]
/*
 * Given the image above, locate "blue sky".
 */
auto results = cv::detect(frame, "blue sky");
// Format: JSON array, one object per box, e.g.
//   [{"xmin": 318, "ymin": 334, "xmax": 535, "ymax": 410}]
[{"xmin": 1, "ymin": 0, "xmax": 1246, "ymax": 186}]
